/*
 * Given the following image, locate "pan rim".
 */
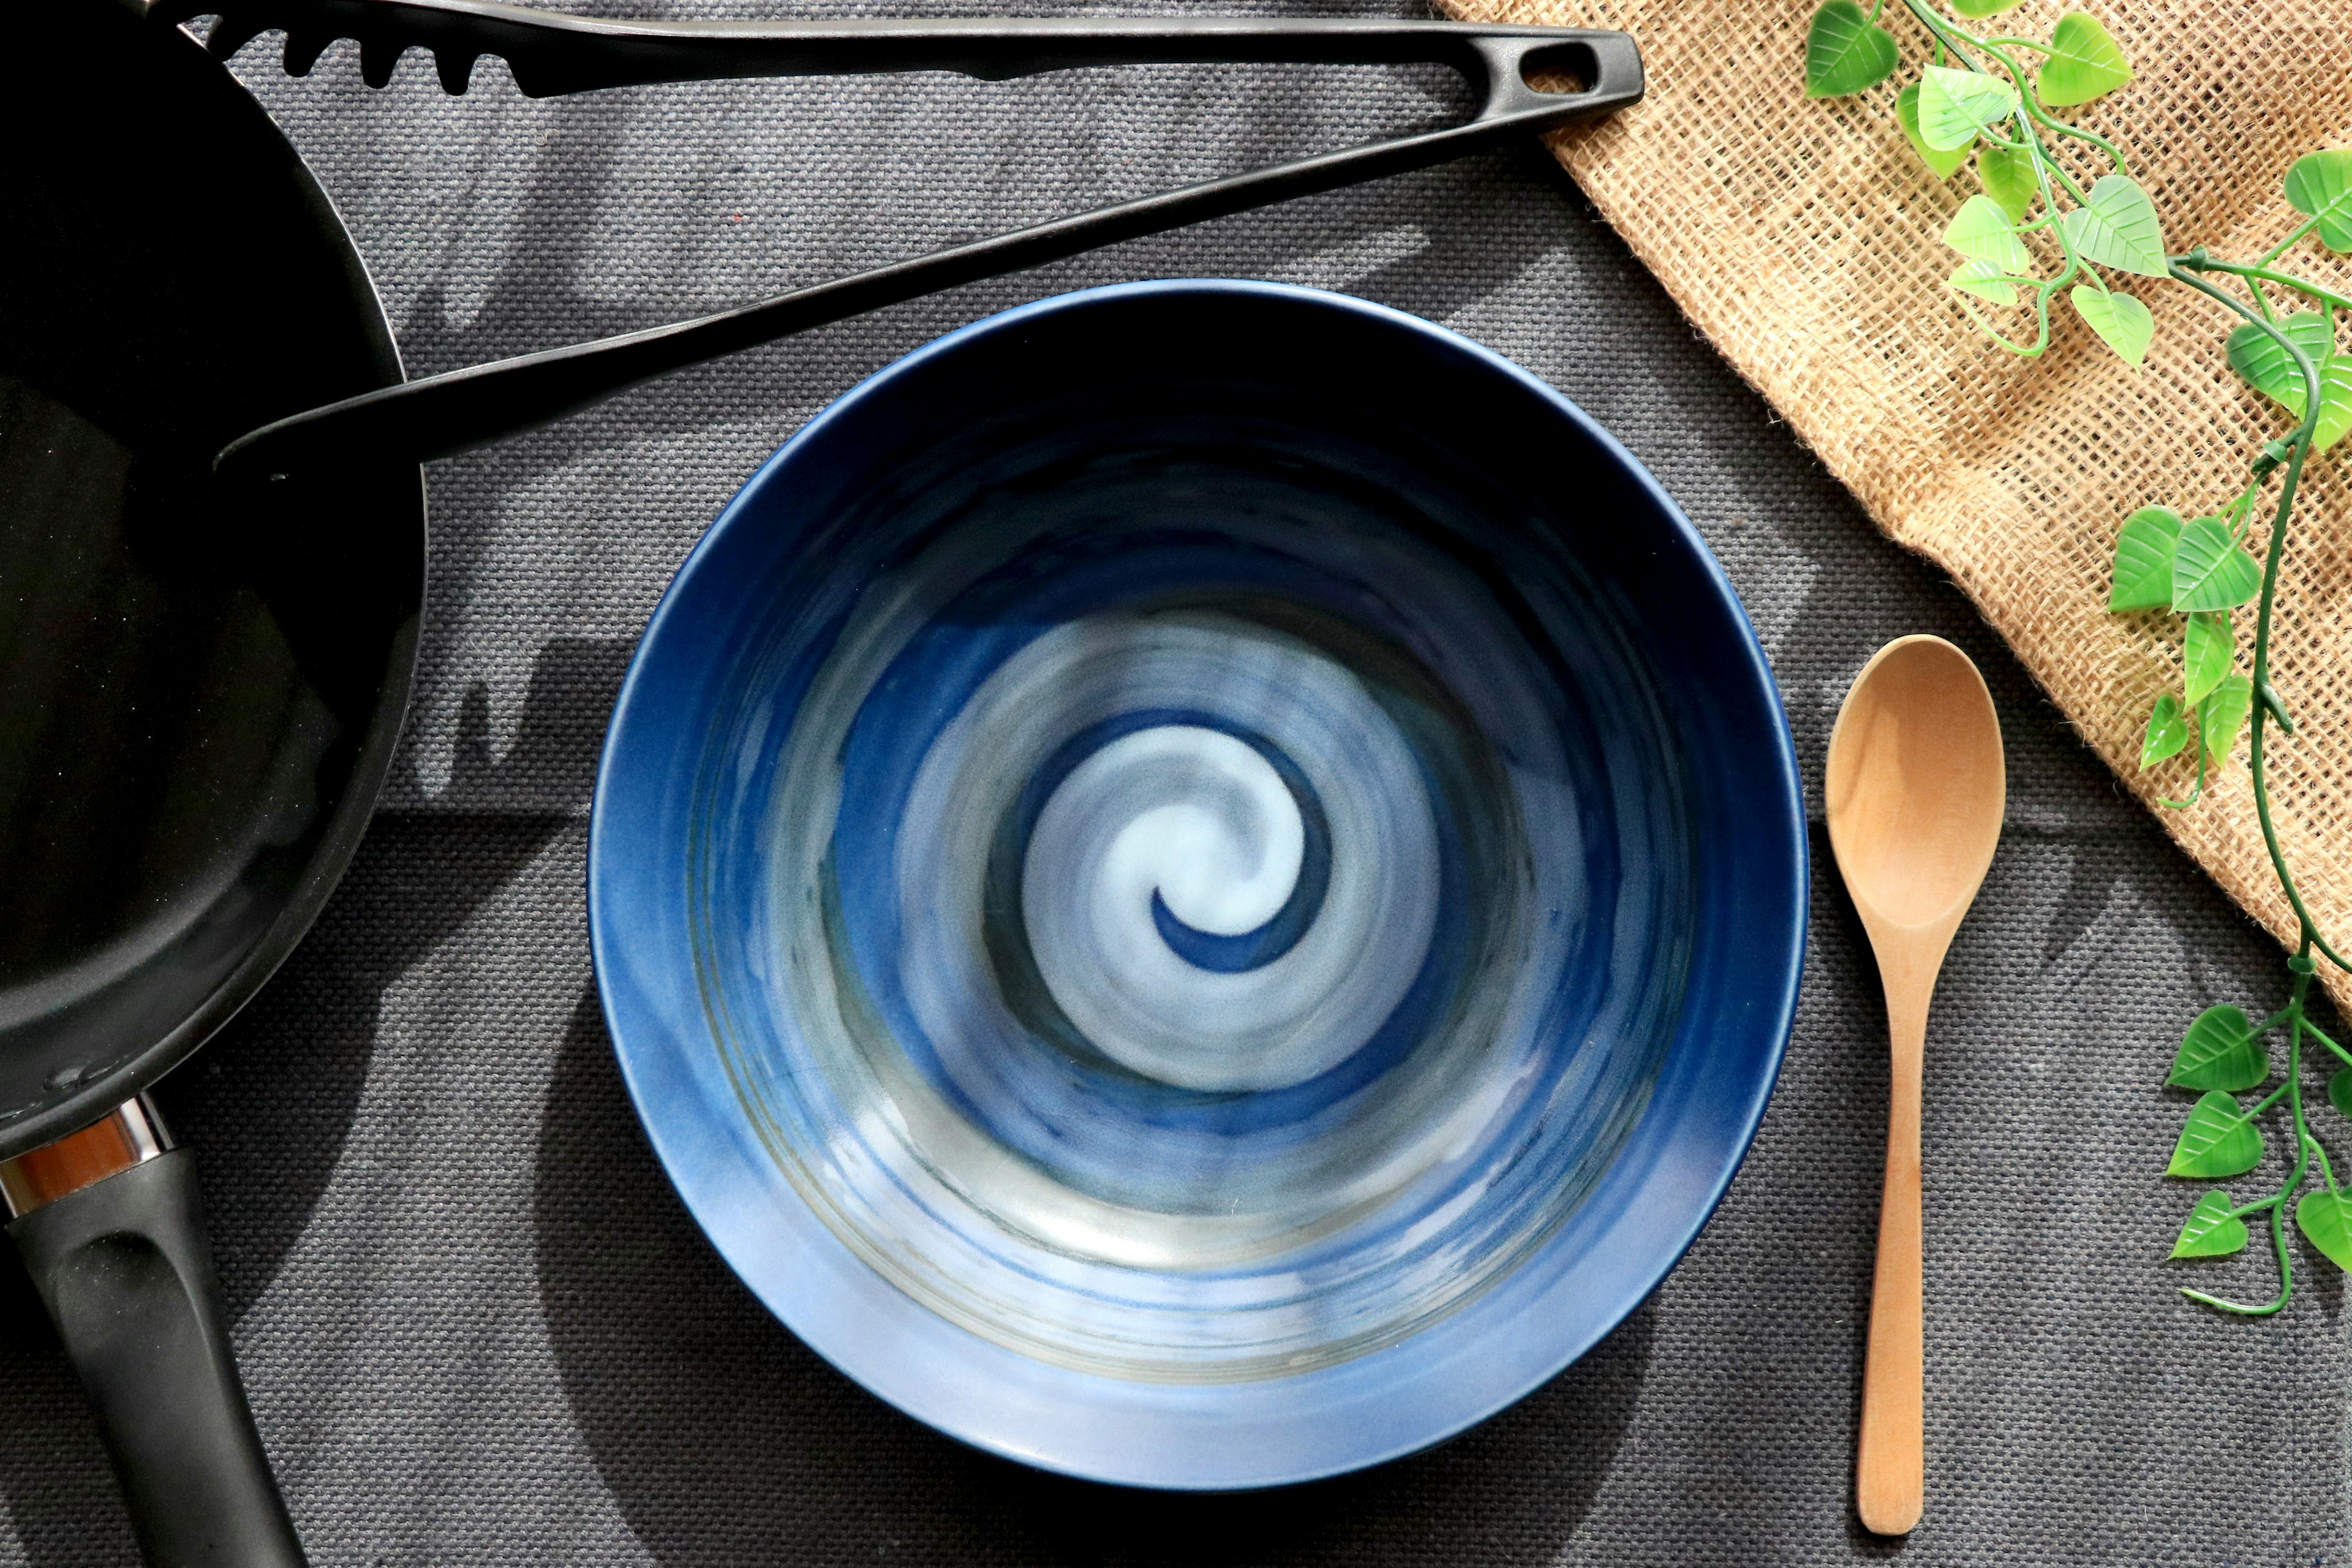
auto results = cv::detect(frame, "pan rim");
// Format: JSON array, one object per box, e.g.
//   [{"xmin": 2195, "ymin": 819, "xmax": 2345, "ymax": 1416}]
[{"xmin": 0, "ymin": 23, "xmax": 424, "ymax": 1162}]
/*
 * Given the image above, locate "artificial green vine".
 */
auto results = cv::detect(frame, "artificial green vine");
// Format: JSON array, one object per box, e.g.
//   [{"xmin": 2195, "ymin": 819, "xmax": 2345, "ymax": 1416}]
[{"xmin": 1804, "ymin": 1, "xmax": 2352, "ymax": 1313}]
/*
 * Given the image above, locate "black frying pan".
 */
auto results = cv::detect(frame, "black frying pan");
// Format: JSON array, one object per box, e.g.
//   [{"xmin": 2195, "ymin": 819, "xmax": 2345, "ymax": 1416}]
[
  {"xmin": 0, "ymin": 4, "xmax": 1638, "ymax": 1561},
  {"xmin": 2, "ymin": 7, "xmax": 418, "ymax": 1561}
]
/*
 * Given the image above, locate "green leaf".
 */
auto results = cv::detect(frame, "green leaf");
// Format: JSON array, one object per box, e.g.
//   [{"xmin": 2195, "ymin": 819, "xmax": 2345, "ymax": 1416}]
[
  {"xmin": 2139, "ymin": 693, "xmax": 2188, "ymax": 769},
  {"xmin": 2304, "ymin": 360, "xmax": 2350, "ymax": 451},
  {"xmin": 1897, "ymin": 83, "xmax": 1972, "ymax": 179},
  {"xmin": 1806, "ymin": 0, "xmax": 1900, "ymax": 97},
  {"xmin": 1948, "ymin": 0, "xmax": 2027, "ymax": 15},
  {"xmin": 2108, "ymin": 505, "xmax": 2181, "ymax": 610},
  {"xmin": 1978, "ymin": 139, "xmax": 2038, "ymax": 220},
  {"xmin": 2223, "ymin": 314, "xmax": 2352, "ymax": 453},
  {"xmin": 2035, "ymin": 12, "xmax": 2133, "ymax": 107},
  {"xmin": 2225, "ymin": 313, "xmax": 2334, "ymax": 407},
  {"xmin": 1918, "ymin": 66, "xmax": 2019, "ymax": 152},
  {"xmin": 1943, "ymin": 194, "xmax": 2032, "ymax": 273},
  {"xmin": 2171, "ymin": 1191, "xmax": 2250, "ymax": 1259},
  {"xmin": 2170, "ymin": 514, "xmax": 2263, "ymax": 612},
  {"xmin": 2181, "ymin": 611, "xmax": 2233, "ymax": 708},
  {"xmin": 2070, "ymin": 284, "xmax": 2153, "ymax": 366},
  {"xmin": 2283, "ymin": 148, "xmax": 2352, "ymax": 252},
  {"xmin": 2058, "ymin": 173, "xmax": 2168, "ymax": 277},
  {"xmin": 2168, "ymin": 1004, "xmax": 2267, "ymax": 1091},
  {"xmin": 2168, "ymin": 1090, "xmax": 2263, "ymax": 1179},
  {"xmin": 1949, "ymin": 257, "xmax": 2020, "ymax": 305},
  {"xmin": 2331, "ymin": 1067, "xmax": 2352, "ymax": 1118},
  {"xmin": 2296, "ymin": 1189, "xmax": 2352, "ymax": 1270},
  {"xmin": 2198, "ymin": 673, "xmax": 2252, "ymax": 768}
]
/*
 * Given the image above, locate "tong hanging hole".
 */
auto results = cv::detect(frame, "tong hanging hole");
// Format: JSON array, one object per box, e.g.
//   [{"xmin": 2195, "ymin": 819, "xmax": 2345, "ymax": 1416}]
[{"xmin": 1517, "ymin": 40, "xmax": 1594, "ymax": 97}]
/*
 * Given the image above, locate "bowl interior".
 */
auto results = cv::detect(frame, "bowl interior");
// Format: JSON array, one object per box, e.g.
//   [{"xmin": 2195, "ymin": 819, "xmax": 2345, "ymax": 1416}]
[{"xmin": 590, "ymin": 282, "xmax": 1804, "ymax": 1487}]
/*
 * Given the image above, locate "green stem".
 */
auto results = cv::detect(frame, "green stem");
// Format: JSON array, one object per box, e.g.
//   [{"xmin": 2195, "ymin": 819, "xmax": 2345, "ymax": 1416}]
[
  {"xmin": 1811, "ymin": 10, "xmax": 2352, "ymax": 1327},
  {"xmin": 2165, "ymin": 264, "xmax": 2352, "ymax": 975},
  {"xmin": 2222, "ymin": 468, "xmax": 2275, "ymax": 550},
  {"xmin": 1895, "ymin": 0, "xmax": 1987, "ymax": 67},
  {"xmin": 2003, "ymin": 140, "xmax": 2086, "ymax": 347},
  {"xmin": 1898, "ymin": 0, "xmax": 2100, "ymax": 214},
  {"xmin": 1959, "ymin": 32, "xmax": 2097, "ymax": 218},
  {"xmin": 2185, "ymin": 1183, "xmax": 2298, "ymax": 1316},
  {"xmin": 2187, "ymin": 966, "xmax": 2317, "ymax": 1315},
  {"xmin": 2259, "ymin": 212, "xmax": 2326, "ymax": 266},
  {"xmin": 2291, "ymin": 1006, "xmax": 2314, "ymax": 1191},
  {"xmin": 2262, "ymin": 682, "xmax": 2298, "ymax": 737},
  {"xmin": 2245, "ymin": 1078, "xmax": 2294, "ymax": 1121},
  {"xmin": 2177, "ymin": 254, "xmax": 2352, "ymax": 315},
  {"xmin": 1956, "ymin": 27, "xmax": 2128, "ymax": 176},
  {"xmin": 2157, "ymin": 728, "xmax": 2207, "ymax": 810},
  {"xmin": 2019, "ymin": 110, "xmax": 2122, "ymax": 181},
  {"xmin": 2305, "ymin": 1016, "xmax": 2352, "ymax": 1068},
  {"xmin": 2030, "ymin": 127, "xmax": 2095, "ymax": 210},
  {"xmin": 1951, "ymin": 295, "xmax": 2057, "ymax": 355}
]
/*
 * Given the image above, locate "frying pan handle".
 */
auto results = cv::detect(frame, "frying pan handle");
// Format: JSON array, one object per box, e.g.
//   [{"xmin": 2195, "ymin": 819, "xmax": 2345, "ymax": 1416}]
[
  {"xmin": 8, "ymin": 1134, "xmax": 308, "ymax": 1568},
  {"xmin": 209, "ymin": 26, "xmax": 1642, "ymax": 481},
  {"xmin": 151, "ymin": 0, "xmax": 1610, "ymax": 99}
]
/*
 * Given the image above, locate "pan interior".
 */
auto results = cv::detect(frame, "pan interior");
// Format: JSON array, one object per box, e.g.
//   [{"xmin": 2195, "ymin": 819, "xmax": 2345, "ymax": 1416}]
[{"xmin": 0, "ymin": 1, "xmax": 423, "ymax": 1155}]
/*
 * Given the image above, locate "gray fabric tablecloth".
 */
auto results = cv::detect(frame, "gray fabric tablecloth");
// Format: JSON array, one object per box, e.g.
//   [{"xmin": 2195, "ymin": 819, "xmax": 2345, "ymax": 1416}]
[{"xmin": 6, "ymin": 4, "xmax": 2347, "ymax": 1562}]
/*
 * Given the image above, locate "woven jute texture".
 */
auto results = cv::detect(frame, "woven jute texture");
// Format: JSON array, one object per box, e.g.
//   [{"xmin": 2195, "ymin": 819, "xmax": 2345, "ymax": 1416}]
[
  {"xmin": 1451, "ymin": 0, "xmax": 2352, "ymax": 1005},
  {"xmin": 6, "ymin": 20, "xmax": 2350, "ymax": 1562}
]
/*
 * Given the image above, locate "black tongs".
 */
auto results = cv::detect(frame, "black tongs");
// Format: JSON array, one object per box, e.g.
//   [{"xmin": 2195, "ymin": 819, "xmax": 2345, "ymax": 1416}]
[{"xmin": 142, "ymin": 0, "xmax": 1643, "ymax": 479}]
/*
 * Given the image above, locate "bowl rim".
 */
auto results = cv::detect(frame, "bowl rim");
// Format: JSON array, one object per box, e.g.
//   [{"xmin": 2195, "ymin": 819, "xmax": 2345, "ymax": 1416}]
[{"xmin": 588, "ymin": 278, "xmax": 1807, "ymax": 1489}]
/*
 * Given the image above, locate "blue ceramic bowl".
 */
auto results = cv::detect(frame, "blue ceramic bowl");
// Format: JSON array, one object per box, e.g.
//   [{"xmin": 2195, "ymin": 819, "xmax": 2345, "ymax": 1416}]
[{"xmin": 589, "ymin": 281, "xmax": 1804, "ymax": 1489}]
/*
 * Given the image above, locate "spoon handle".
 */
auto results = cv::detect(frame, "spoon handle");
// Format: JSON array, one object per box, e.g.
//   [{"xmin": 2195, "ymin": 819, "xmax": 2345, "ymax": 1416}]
[{"xmin": 1856, "ymin": 974, "xmax": 1927, "ymax": 1535}]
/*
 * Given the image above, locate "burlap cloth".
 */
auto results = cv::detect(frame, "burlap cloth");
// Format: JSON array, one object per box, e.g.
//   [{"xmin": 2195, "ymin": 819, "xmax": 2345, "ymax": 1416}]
[
  {"xmin": 1450, "ymin": 0, "xmax": 2352, "ymax": 1006},
  {"xmin": 9, "ymin": 17, "xmax": 2350, "ymax": 1562}
]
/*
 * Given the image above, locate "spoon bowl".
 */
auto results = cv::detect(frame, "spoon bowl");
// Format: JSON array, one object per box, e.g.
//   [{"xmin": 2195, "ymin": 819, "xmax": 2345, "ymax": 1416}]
[
  {"xmin": 1826, "ymin": 633, "xmax": 2005, "ymax": 1537},
  {"xmin": 1828, "ymin": 636, "xmax": 2007, "ymax": 932}
]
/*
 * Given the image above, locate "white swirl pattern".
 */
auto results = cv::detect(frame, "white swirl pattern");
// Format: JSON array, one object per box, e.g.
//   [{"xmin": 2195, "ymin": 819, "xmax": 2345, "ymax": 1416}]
[
  {"xmin": 723, "ymin": 443, "xmax": 1688, "ymax": 1384},
  {"xmin": 908, "ymin": 617, "xmax": 1438, "ymax": 1095}
]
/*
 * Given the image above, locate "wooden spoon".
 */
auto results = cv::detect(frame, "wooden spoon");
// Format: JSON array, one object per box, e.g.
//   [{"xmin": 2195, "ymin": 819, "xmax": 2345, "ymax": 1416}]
[{"xmin": 1825, "ymin": 635, "xmax": 2005, "ymax": 1537}]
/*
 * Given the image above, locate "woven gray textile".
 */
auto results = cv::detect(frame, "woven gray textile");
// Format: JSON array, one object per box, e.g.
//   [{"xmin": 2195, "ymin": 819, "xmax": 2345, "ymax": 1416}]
[{"xmin": 4, "ymin": 2, "xmax": 2347, "ymax": 1562}]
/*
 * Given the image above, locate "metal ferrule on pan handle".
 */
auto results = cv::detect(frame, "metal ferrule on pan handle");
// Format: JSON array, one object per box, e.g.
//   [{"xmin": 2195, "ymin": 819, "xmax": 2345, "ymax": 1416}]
[{"xmin": 0, "ymin": 1096, "xmax": 170, "ymax": 1218}]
